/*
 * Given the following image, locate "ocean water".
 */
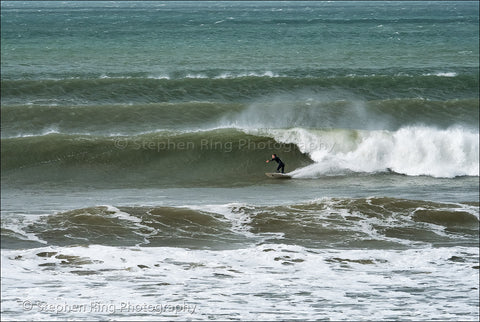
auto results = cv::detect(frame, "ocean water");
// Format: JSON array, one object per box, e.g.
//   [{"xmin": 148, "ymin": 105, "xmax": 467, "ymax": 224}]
[{"xmin": 1, "ymin": 1, "xmax": 479, "ymax": 320}]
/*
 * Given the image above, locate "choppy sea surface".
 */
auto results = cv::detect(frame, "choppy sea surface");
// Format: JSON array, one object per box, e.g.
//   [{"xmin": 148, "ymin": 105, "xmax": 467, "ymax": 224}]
[{"xmin": 1, "ymin": 1, "xmax": 479, "ymax": 320}]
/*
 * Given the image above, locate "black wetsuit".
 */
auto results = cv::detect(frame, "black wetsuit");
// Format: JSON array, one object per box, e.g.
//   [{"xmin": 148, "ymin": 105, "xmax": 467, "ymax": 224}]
[{"xmin": 270, "ymin": 156, "xmax": 285, "ymax": 173}]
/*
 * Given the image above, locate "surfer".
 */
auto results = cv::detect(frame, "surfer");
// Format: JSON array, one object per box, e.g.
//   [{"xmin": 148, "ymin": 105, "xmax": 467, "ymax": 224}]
[{"xmin": 266, "ymin": 154, "xmax": 285, "ymax": 173}]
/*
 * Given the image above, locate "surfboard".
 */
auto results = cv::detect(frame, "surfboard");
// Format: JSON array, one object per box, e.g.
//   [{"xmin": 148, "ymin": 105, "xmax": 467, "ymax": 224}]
[{"xmin": 265, "ymin": 172, "xmax": 292, "ymax": 179}]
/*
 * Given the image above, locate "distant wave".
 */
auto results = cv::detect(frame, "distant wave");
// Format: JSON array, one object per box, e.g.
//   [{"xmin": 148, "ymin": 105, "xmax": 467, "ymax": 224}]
[
  {"xmin": 2, "ymin": 98, "xmax": 478, "ymax": 138},
  {"xmin": 1, "ymin": 68, "xmax": 478, "ymax": 105}
]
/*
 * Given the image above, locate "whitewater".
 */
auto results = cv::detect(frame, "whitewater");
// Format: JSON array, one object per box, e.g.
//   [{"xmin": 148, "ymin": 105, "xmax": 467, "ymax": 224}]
[{"xmin": 257, "ymin": 125, "xmax": 479, "ymax": 178}]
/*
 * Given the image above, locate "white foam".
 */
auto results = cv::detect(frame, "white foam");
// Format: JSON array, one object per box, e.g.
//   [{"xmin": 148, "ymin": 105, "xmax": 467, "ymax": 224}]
[
  {"xmin": 188, "ymin": 203, "xmax": 263, "ymax": 239},
  {"xmin": 258, "ymin": 126, "xmax": 479, "ymax": 178},
  {"xmin": 99, "ymin": 75, "xmax": 132, "ymax": 79},
  {"xmin": 4, "ymin": 128, "xmax": 62, "ymax": 139},
  {"xmin": 100, "ymin": 205, "xmax": 156, "ymax": 245},
  {"xmin": 423, "ymin": 72, "xmax": 458, "ymax": 77},
  {"xmin": 1, "ymin": 244, "xmax": 478, "ymax": 320},
  {"xmin": 102, "ymin": 205, "xmax": 143, "ymax": 224},
  {"xmin": 1, "ymin": 215, "xmax": 48, "ymax": 245},
  {"xmin": 185, "ymin": 73, "xmax": 208, "ymax": 79},
  {"xmin": 214, "ymin": 71, "xmax": 280, "ymax": 79},
  {"xmin": 147, "ymin": 74, "xmax": 171, "ymax": 80}
]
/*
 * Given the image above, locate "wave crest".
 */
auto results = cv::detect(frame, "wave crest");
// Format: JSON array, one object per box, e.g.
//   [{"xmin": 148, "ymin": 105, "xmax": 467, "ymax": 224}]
[{"xmin": 264, "ymin": 126, "xmax": 479, "ymax": 178}]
